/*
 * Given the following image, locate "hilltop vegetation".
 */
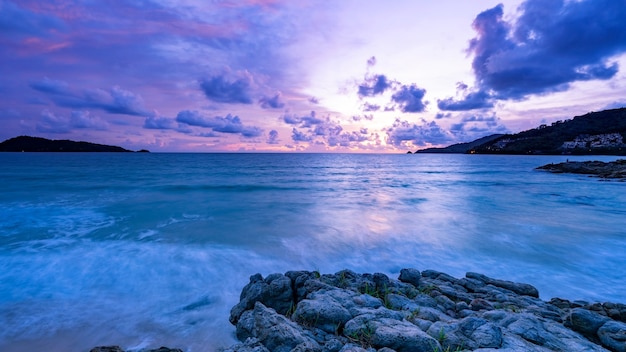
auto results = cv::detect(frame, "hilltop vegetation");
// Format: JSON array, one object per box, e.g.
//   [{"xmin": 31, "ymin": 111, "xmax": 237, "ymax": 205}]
[
  {"xmin": 414, "ymin": 134, "xmax": 504, "ymax": 154},
  {"xmin": 470, "ymin": 108, "xmax": 626, "ymax": 155},
  {"xmin": 415, "ymin": 108, "xmax": 626, "ymax": 155},
  {"xmin": 0, "ymin": 136, "xmax": 138, "ymax": 152}
]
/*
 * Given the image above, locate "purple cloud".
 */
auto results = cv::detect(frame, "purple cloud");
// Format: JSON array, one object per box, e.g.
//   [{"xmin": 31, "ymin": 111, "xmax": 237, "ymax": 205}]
[
  {"xmin": 36, "ymin": 109, "xmax": 108, "ymax": 134},
  {"xmin": 358, "ymin": 74, "xmax": 393, "ymax": 98},
  {"xmin": 352, "ymin": 114, "xmax": 374, "ymax": 122},
  {"xmin": 199, "ymin": 75, "xmax": 253, "ymax": 104},
  {"xmin": 30, "ymin": 78, "xmax": 153, "ymax": 117},
  {"xmin": 385, "ymin": 119, "xmax": 454, "ymax": 147},
  {"xmin": 176, "ymin": 110, "xmax": 263, "ymax": 138},
  {"xmin": 143, "ymin": 116, "xmax": 178, "ymax": 130},
  {"xmin": 282, "ymin": 111, "xmax": 323, "ymax": 127},
  {"xmin": 0, "ymin": 1, "xmax": 65, "ymax": 37},
  {"xmin": 287, "ymin": 112, "xmax": 374, "ymax": 147},
  {"xmin": 267, "ymin": 129, "xmax": 279, "ymax": 144},
  {"xmin": 448, "ymin": 113, "xmax": 509, "ymax": 141},
  {"xmin": 391, "ymin": 84, "xmax": 428, "ymax": 113},
  {"xmin": 29, "ymin": 77, "xmax": 70, "ymax": 95},
  {"xmin": 362, "ymin": 102, "xmax": 380, "ymax": 112},
  {"xmin": 259, "ymin": 93, "xmax": 285, "ymax": 109},
  {"xmin": 291, "ymin": 128, "xmax": 312, "ymax": 142},
  {"xmin": 442, "ymin": 0, "xmax": 626, "ymax": 110},
  {"xmin": 326, "ymin": 128, "xmax": 372, "ymax": 147},
  {"xmin": 437, "ymin": 90, "xmax": 493, "ymax": 111}
]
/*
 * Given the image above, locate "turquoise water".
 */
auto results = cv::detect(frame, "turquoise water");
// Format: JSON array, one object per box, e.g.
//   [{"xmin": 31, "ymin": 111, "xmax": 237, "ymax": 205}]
[{"xmin": 1, "ymin": 153, "xmax": 625, "ymax": 351}]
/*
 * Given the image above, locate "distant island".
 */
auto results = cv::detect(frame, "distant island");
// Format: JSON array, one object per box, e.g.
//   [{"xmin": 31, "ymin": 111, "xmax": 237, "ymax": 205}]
[
  {"xmin": 414, "ymin": 107, "xmax": 626, "ymax": 155},
  {"xmin": 0, "ymin": 136, "xmax": 148, "ymax": 153}
]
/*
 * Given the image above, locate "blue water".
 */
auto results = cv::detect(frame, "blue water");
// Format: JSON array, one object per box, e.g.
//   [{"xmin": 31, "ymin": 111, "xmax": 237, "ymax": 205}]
[{"xmin": 1, "ymin": 153, "xmax": 625, "ymax": 351}]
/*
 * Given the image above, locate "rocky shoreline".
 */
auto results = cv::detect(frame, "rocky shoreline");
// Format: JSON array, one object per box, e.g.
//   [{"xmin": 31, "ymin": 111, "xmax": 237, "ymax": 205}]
[
  {"xmin": 92, "ymin": 269, "xmax": 626, "ymax": 352},
  {"xmin": 536, "ymin": 159, "xmax": 626, "ymax": 179}
]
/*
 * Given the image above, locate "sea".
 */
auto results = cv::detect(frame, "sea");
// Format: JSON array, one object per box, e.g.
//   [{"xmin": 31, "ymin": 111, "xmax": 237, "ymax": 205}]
[{"xmin": 1, "ymin": 153, "xmax": 625, "ymax": 352}]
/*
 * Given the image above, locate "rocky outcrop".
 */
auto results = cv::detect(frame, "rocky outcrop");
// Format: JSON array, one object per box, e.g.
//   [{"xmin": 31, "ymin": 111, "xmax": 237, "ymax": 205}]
[
  {"xmin": 536, "ymin": 160, "xmax": 626, "ymax": 179},
  {"xmin": 225, "ymin": 269, "xmax": 626, "ymax": 352}
]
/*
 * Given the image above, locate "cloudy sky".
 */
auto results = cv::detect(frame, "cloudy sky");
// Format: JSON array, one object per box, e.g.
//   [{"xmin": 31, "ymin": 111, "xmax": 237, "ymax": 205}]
[{"xmin": 1, "ymin": 0, "xmax": 626, "ymax": 152}]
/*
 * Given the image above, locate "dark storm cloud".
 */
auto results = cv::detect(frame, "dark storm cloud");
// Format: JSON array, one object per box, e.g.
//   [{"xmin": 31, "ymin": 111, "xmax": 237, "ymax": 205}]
[
  {"xmin": 358, "ymin": 74, "xmax": 394, "ymax": 98},
  {"xmin": 391, "ymin": 84, "xmax": 428, "ymax": 113},
  {"xmin": 176, "ymin": 110, "xmax": 263, "ymax": 138},
  {"xmin": 30, "ymin": 78, "xmax": 153, "ymax": 117},
  {"xmin": 199, "ymin": 75, "xmax": 253, "ymax": 104},
  {"xmin": 476, "ymin": 1, "xmax": 626, "ymax": 98},
  {"xmin": 259, "ymin": 93, "xmax": 285, "ymax": 109},
  {"xmin": 439, "ymin": 0, "xmax": 626, "ymax": 111},
  {"xmin": 385, "ymin": 119, "xmax": 454, "ymax": 147},
  {"xmin": 0, "ymin": 1, "xmax": 65, "ymax": 37}
]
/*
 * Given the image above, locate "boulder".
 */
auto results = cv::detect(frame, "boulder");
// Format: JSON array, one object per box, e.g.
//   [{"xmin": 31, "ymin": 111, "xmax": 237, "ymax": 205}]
[
  {"xmin": 230, "ymin": 273, "xmax": 294, "ymax": 324},
  {"xmin": 598, "ymin": 320, "xmax": 626, "ymax": 352},
  {"xmin": 564, "ymin": 308, "xmax": 610, "ymax": 340}
]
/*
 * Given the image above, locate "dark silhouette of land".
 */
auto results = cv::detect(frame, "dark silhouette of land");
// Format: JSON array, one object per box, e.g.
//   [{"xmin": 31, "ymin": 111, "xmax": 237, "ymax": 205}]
[
  {"xmin": 0, "ymin": 136, "xmax": 141, "ymax": 152},
  {"xmin": 415, "ymin": 107, "xmax": 626, "ymax": 155}
]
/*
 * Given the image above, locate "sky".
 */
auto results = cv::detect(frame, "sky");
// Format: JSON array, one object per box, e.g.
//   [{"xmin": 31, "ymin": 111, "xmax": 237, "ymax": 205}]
[{"xmin": 1, "ymin": 0, "xmax": 626, "ymax": 152}]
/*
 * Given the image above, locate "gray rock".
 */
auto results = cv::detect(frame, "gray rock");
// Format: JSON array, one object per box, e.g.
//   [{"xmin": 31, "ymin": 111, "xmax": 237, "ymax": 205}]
[
  {"xmin": 458, "ymin": 317, "xmax": 502, "ymax": 348},
  {"xmin": 338, "ymin": 344, "xmax": 370, "ymax": 352},
  {"xmin": 470, "ymin": 298, "xmax": 494, "ymax": 311},
  {"xmin": 603, "ymin": 302, "xmax": 626, "ymax": 323},
  {"xmin": 90, "ymin": 347, "xmax": 124, "ymax": 352},
  {"xmin": 225, "ymin": 268, "xmax": 624, "ymax": 352},
  {"xmin": 229, "ymin": 273, "xmax": 294, "ymax": 324},
  {"xmin": 398, "ymin": 269, "xmax": 421, "ymax": 288},
  {"xmin": 220, "ymin": 338, "xmax": 271, "ymax": 352},
  {"xmin": 292, "ymin": 292, "xmax": 353, "ymax": 334},
  {"xmin": 322, "ymin": 338, "xmax": 345, "ymax": 352},
  {"xmin": 239, "ymin": 302, "xmax": 321, "ymax": 352},
  {"xmin": 506, "ymin": 316, "xmax": 552, "ymax": 347},
  {"xmin": 466, "ymin": 272, "xmax": 539, "ymax": 298},
  {"xmin": 598, "ymin": 320, "xmax": 626, "ymax": 352},
  {"xmin": 367, "ymin": 318, "xmax": 441, "ymax": 352},
  {"xmin": 421, "ymin": 270, "xmax": 458, "ymax": 284},
  {"xmin": 286, "ymin": 270, "xmax": 319, "ymax": 302},
  {"xmin": 236, "ymin": 309, "xmax": 256, "ymax": 341},
  {"xmin": 564, "ymin": 308, "xmax": 610, "ymax": 340}
]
